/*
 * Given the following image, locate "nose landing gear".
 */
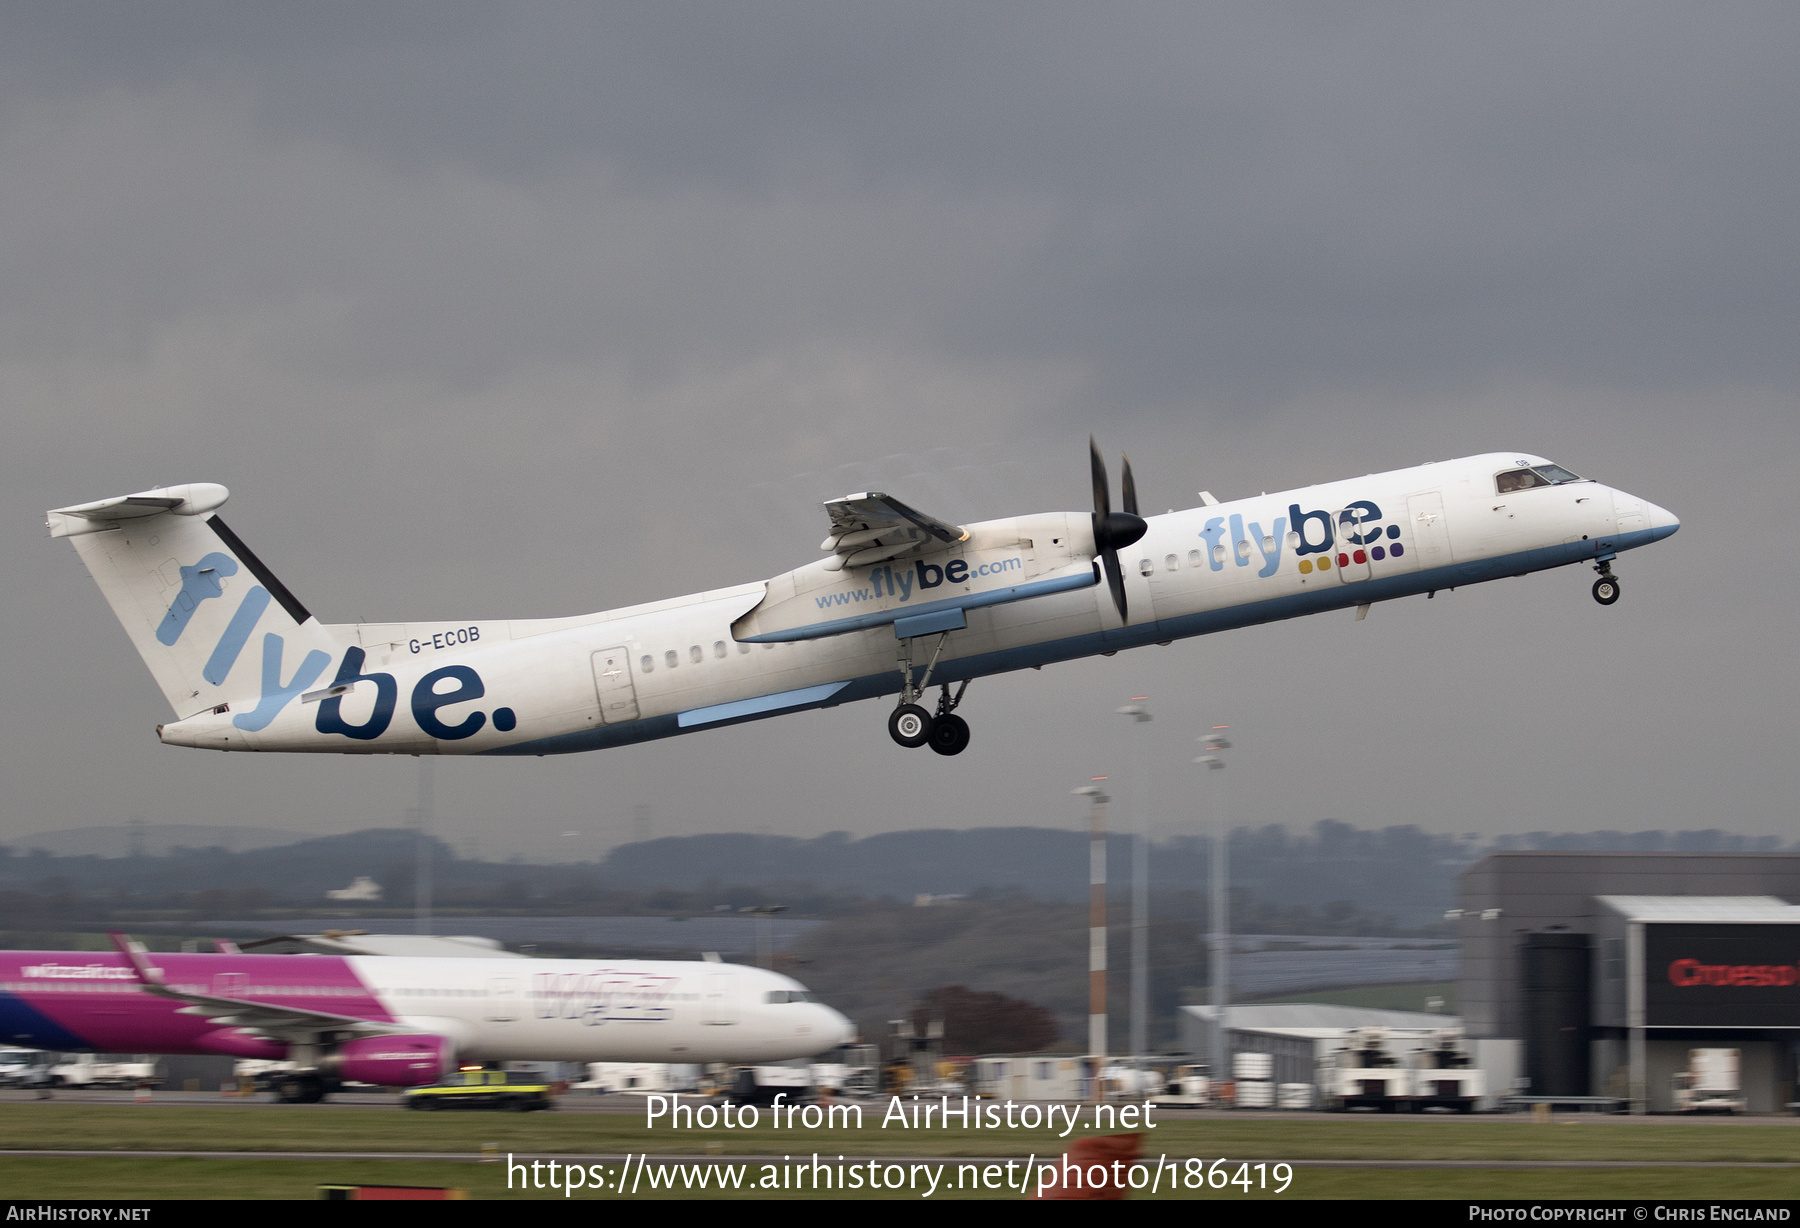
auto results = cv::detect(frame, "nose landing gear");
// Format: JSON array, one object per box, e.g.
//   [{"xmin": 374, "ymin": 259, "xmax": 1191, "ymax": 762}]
[{"xmin": 1592, "ymin": 558, "xmax": 1621, "ymax": 606}]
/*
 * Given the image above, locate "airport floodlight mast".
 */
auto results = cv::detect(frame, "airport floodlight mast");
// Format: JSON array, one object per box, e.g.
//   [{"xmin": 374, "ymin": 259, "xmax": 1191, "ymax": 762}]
[
  {"xmin": 407, "ymin": 757, "xmax": 435, "ymax": 936},
  {"xmin": 1072, "ymin": 781, "xmax": 1110, "ymax": 1068},
  {"xmin": 1195, "ymin": 725, "xmax": 1232, "ymax": 1075},
  {"xmin": 1115, "ymin": 698, "xmax": 1153, "ymax": 1061},
  {"xmin": 740, "ymin": 904, "xmax": 787, "ymax": 970}
]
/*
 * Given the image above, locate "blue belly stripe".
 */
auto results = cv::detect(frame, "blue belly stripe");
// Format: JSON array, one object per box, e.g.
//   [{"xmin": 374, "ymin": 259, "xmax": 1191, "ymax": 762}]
[{"xmin": 677, "ymin": 682, "xmax": 852, "ymax": 729}]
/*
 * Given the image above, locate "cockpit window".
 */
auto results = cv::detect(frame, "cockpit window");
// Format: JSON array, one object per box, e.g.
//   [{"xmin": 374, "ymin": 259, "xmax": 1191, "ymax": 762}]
[
  {"xmin": 765, "ymin": 990, "xmax": 816, "ymax": 1004},
  {"xmin": 1496, "ymin": 464, "xmax": 1583, "ymax": 494}
]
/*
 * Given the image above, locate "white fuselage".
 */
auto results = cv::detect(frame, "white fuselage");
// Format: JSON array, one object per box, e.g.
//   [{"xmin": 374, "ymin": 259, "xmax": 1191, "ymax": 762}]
[
  {"xmin": 355, "ymin": 957, "xmax": 855, "ymax": 1064},
  {"xmin": 145, "ymin": 451, "xmax": 1677, "ymax": 755}
]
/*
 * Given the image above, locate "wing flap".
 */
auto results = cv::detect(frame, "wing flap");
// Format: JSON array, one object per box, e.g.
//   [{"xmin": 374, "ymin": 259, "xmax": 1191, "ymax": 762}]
[{"xmin": 822, "ymin": 493, "xmax": 967, "ymax": 551}]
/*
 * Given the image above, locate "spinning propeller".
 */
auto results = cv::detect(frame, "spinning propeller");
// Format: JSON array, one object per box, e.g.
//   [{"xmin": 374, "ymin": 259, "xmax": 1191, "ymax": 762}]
[{"xmin": 1089, "ymin": 436, "xmax": 1149, "ymax": 623}]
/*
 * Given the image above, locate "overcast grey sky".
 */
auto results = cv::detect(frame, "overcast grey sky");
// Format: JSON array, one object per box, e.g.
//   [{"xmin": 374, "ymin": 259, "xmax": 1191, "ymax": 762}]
[{"xmin": 3, "ymin": 4, "xmax": 1795, "ymax": 860}]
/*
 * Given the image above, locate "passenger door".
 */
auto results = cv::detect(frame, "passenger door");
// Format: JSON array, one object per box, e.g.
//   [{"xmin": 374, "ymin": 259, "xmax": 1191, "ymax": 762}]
[
  {"xmin": 703, "ymin": 972, "xmax": 739, "ymax": 1026},
  {"xmin": 590, "ymin": 648, "xmax": 641, "ymax": 725},
  {"xmin": 1406, "ymin": 492, "xmax": 1453, "ymax": 572}
]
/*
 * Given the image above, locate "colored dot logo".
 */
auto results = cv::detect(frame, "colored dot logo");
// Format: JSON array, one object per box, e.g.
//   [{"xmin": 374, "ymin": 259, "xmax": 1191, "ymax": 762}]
[{"xmin": 1296, "ymin": 525, "xmax": 1401, "ymax": 573}]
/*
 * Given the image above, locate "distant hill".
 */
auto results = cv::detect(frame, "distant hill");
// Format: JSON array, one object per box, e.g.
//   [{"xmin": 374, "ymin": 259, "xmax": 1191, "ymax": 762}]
[
  {"xmin": 593, "ymin": 823, "xmax": 1475, "ymax": 929},
  {"xmin": 0, "ymin": 821, "xmax": 1785, "ymax": 934},
  {"xmin": 12, "ymin": 824, "xmax": 312, "ymax": 858}
]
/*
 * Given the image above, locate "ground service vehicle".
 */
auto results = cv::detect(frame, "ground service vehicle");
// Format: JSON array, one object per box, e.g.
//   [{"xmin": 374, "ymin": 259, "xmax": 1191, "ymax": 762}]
[{"xmin": 404, "ymin": 1068, "xmax": 555, "ymax": 1111}]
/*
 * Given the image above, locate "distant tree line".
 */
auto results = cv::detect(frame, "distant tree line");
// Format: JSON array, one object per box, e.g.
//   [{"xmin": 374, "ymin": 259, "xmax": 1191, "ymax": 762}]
[{"xmin": 0, "ymin": 821, "xmax": 1784, "ymax": 932}]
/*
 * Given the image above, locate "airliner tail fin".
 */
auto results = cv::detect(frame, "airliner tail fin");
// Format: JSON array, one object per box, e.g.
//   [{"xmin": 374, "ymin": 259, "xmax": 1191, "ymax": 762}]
[{"xmin": 48, "ymin": 484, "xmax": 342, "ymax": 720}]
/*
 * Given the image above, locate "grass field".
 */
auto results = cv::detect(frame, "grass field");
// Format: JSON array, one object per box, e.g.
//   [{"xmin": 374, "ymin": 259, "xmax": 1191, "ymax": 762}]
[{"xmin": 0, "ymin": 1104, "xmax": 1796, "ymax": 1199}]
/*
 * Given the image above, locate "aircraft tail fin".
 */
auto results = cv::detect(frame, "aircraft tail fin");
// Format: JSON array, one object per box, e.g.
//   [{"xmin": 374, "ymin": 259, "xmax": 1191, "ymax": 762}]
[{"xmin": 48, "ymin": 484, "xmax": 344, "ymax": 720}]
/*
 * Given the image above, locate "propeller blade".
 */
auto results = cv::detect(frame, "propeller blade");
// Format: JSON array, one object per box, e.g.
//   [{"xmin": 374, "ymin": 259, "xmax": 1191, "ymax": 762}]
[
  {"xmin": 1101, "ymin": 548, "xmax": 1128, "ymax": 622},
  {"xmin": 1089, "ymin": 436, "xmax": 1111, "ymax": 517},
  {"xmin": 1086, "ymin": 439, "xmax": 1147, "ymax": 624}
]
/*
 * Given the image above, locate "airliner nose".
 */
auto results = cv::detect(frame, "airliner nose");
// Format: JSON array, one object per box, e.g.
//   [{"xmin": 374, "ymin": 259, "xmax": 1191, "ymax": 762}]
[
  {"xmin": 823, "ymin": 1005, "xmax": 856, "ymax": 1046},
  {"xmin": 1646, "ymin": 502, "xmax": 1680, "ymax": 541}
]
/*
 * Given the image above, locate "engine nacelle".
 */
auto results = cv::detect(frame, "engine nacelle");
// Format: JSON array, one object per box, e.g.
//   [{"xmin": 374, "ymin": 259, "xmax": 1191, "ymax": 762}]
[
  {"xmin": 194, "ymin": 1027, "xmax": 287, "ymax": 1060},
  {"xmin": 323, "ymin": 1035, "xmax": 452, "ymax": 1088}
]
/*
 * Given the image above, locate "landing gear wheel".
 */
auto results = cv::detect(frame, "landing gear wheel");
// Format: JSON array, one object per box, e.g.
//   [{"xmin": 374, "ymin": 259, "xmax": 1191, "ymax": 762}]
[
  {"xmin": 888, "ymin": 704, "xmax": 935, "ymax": 748},
  {"xmin": 928, "ymin": 713, "xmax": 971, "ymax": 757},
  {"xmin": 1592, "ymin": 577, "xmax": 1620, "ymax": 606},
  {"xmin": 275, "ymin": 1075, "xmax": 325, "ymax": 1105}
]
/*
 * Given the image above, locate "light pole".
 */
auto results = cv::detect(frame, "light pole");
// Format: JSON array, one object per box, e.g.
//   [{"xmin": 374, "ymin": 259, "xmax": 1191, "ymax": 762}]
[
  {"xmin": 1195, "ymin": 725, "xmax": 1231, "ymax": 1077},
  {"xmin": 740, "ymin": 904, "xmax": 788, "ymax": 969},
  {"xmin": 408, "ymin": 757, "xmax": 435, "ymax": 936},
  {"xmin": 1115, "ymin": 699, "xmax": 1152, "ymax": 1060},
  {"xmin": 1072, "ymin": 781, "xmax": 1110, "ymax": 1068}
]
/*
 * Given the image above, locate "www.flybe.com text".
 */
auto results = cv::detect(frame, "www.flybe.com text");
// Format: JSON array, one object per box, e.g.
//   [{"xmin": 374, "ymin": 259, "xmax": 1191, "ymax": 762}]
[{"xmin": 815, "ymin": 557, "xmax": 1025, "ymax": 609}]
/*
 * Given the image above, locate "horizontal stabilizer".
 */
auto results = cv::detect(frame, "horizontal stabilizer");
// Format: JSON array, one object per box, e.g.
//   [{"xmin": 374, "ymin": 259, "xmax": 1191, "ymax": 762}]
[{"xmin": 48, "ymin": 484, "xmax": 229, "ymax": 537}]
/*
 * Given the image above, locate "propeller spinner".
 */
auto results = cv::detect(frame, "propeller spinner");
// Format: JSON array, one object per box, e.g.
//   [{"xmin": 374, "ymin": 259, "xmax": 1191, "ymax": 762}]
[{"xmin": 1089, "ymin": 437, "xmax": 1149, "ymax": 622}]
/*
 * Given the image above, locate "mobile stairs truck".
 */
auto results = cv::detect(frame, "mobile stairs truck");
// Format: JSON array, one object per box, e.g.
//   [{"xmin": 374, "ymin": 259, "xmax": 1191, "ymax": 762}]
[
  {"xmin": 1407, "ymin": 1028, "xmax": 1484, "ymax": 1113},
  {"xmin": 1320, "ymin": 1027, "xmax": 1408, "ymax": 1112}
]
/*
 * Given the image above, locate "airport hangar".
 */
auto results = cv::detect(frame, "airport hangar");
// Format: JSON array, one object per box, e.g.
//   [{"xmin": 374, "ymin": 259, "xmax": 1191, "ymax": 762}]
[{"xmin": 1458, "ymin": 852, "xmax": 1800, "ymax": 1113}]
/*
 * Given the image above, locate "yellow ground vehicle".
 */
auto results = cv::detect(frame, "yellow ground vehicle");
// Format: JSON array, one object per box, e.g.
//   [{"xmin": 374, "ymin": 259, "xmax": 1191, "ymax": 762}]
[{"xmin": 402, "ymin": 1069, "xmax": 556, "ymax": 1111}]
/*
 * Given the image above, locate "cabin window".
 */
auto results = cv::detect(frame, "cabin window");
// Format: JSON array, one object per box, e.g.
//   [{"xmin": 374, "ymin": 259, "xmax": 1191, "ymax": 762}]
[
  {"xmin": 1212, "ymin": 544, "xmax": 1228, "ymax": 564},
  {"xmin": 1165, "ymin": 553, "xmax": 1179, "ymax": 571},
  {"xmin": 1235, "ymin": 539, "xmax": 1251, "ymax": 560},
  {"xmin": 1262, "ymin": 535, "xmax": 1276, "ymax": 553},
  {"xmin": 1138, "ymin": 558, "xmax": 1154, "ymax": 577},
  {"xmin": 1187, "ymin": 549, "xmax": 1204, "ymax": 568},
  {"xmin": 737, "ymin": 642, "xmax": 751, "ymax": 655},
  {"xmin": 640, "ymin": 655, "xmax": 654, "ymax": 674},
  {"xmin": 664, "ymin": 650, "xmax": 679, "ymax": 669},
  {"xmin": 689, "ymin": 645, "xmax": 703, "ymax": 665},
  {"xmin": 714, "ymin": 641, "xmax": 727, "ymax": 659}
]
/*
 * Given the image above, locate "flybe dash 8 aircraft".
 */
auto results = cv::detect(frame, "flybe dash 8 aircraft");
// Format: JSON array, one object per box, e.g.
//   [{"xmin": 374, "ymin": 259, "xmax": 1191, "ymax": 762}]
[
  {"xmin": 0, "ymin": 935, "xmax": 853, "ymax": 1103},
  {"xmin": 48, "ymin": 445, "xmax": 1677, "ymax": 757}
]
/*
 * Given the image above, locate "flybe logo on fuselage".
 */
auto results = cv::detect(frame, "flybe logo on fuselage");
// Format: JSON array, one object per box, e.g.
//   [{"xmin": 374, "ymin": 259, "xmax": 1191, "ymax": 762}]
[
  {"xmin": 157, "ymin": 554, "xmax": 509, "ymax": 743},
  {"xmin": 814, "ymin": 555, "xmax": 1024, "ymax": 609},
  {"xmin": 1194, "ymin": 500, "xmax": 1403, "ymax": 577}
]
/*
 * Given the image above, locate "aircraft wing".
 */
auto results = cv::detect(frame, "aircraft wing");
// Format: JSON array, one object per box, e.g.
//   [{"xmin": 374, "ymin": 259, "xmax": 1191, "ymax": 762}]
[
  {"xmin": 820, "ymin": 493, "xmax": 968, "ymax": 571},
  {"xmin": 108, "ymin": 933, "xmax": 412, "ymax": 1044}
]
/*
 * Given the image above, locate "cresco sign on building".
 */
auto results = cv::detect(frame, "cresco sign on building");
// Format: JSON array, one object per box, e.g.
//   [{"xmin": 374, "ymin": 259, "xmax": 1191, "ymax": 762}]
[
  {"xmin": 1668, "ymin": 959, "xmax": 1800, "ymax": 988},
  {"xmin": 1644, "ymin": 924, "xmax": 1800, "ymax": 1028}
]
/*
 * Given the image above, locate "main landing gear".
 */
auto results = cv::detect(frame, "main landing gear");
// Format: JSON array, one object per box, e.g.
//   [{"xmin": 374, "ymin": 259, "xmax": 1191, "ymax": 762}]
[
  {"xmin": 1592, "ymin": 558, "xmax": 1621, "ymax": 606},
  {"xmin": 274, "ymin": 1073, "xmax": 326, "ymax": 1104},
  {"xmin": 888, "ymin": 633, "xmax": 972, "ymax": 755}
]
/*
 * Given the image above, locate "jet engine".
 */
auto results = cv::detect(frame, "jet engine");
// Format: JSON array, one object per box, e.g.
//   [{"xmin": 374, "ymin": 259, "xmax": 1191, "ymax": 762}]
[{"xmin": 321, "ymin": 1034, "xmax": 453, "ymax": 1088}]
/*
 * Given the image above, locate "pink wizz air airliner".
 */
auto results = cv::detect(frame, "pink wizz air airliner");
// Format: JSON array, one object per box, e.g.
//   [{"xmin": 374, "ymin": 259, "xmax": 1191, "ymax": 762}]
[{"xmin": 0, "ymin": 935, "xmax": 851, "ymax": 1103}]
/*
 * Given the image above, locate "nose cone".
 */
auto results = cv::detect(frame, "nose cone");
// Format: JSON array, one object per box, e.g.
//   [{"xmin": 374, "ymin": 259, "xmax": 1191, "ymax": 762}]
[
  {"xmin": 1646, "ymin": 501, "xmax": 1680, "ymax": 541},
  {"xmin": 822, "ymin": 1004, "xmax": 856, "ymax": 1047}
]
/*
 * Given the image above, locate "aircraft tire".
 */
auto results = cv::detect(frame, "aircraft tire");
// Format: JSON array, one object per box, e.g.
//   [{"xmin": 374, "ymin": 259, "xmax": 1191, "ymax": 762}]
[
  {"xmin": 928, "ymin": 714, "xmax": 971, "ymax": 757},
  {"xmin": 888, "ymin": 705, "xmax": 935, "ymax": 748},
  {"xmin": 1592, "ymin": 577, "xmax": 1620, "ymax": 606}
]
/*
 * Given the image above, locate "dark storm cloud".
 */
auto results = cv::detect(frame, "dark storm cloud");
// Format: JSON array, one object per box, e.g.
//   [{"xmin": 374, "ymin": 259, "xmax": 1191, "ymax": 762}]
[
  {"xmin": 8, "ymin": 4, "xmax": 1798, "ymax": 400},
  {"xmin": 0, "ymin": 4, "xmax": 1794, "ymax": 857}
]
